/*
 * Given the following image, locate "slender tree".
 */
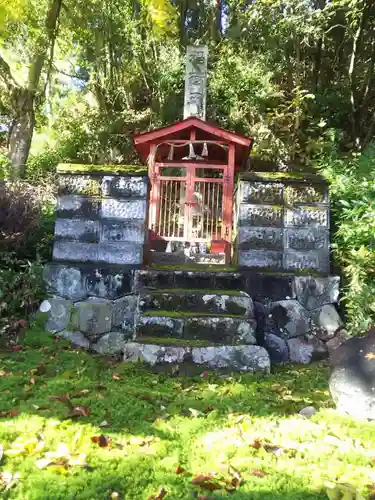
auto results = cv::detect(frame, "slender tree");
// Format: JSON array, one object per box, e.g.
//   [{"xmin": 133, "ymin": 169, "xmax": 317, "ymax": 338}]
[{"xmin": 0, "ymin": 0, "xmax": 62, "ymax": 177}]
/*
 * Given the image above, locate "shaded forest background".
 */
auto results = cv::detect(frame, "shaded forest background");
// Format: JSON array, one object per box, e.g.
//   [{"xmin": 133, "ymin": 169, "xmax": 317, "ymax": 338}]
[{"xmin": 0, "ymin": 0, "xmax": 374, "ymax": 335}]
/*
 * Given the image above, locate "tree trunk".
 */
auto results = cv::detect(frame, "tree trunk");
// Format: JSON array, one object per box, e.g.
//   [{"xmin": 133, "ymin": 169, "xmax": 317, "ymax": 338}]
[
  {"xmin": 8, "ymin": 90, "xmax": 35, "ymax": 178},
  {"xmin": 348, "ymin": 1, "xmax": 370, "ymax": 147},
  {"xmin": 179, "ymin": 0, "xmax": 187, "ymax": 47},
  {"xmin": 6, "ymin": 0, "xmax": 62, "ymax": 177}
]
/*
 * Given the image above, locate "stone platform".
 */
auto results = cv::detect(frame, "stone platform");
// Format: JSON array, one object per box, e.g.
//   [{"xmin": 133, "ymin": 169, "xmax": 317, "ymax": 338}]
[
  {"xmin": 40, "ymin": 164, "xmax": 343, "ymax": 372},
  {"xmin": 41, "ymin": 266, "xmax": 344, "ymax": 371}
]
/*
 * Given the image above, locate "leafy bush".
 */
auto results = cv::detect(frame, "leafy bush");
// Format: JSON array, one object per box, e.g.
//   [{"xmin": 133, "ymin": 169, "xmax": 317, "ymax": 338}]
[
  {"xmin": 0, "ymin": 257, "xmax": 45, "ymax": 340},
  {"xmin": 0, "ymin": 151, "xmax": 11, "ymax": 180},
  {"xmin": 316, "ymin": 146, "xmax": 375, "ymax": 333},
  {"xmin": 0, "ymin": 181, "xmax": 55, "ymax": 342}
]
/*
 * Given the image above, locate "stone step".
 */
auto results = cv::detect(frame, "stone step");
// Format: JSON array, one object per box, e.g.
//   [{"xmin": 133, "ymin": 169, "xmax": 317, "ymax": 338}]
[
  {"xmin": 139, "ymin": 290, "xmax": 253, "ymax": 317},
  {"xmin": 123, "ymin": 342, "xmax": 270, "ymax": 373},
  {"xmin": 134, "ymin": 313, "xmax": 257, "ymax": 345},
  {"xmin": 151, "ymin": 251, "xmax": 225, "ymax": 265},
  {"xmin": 133, "ymin": 269, "xmax": 245, "ymax": 293}
]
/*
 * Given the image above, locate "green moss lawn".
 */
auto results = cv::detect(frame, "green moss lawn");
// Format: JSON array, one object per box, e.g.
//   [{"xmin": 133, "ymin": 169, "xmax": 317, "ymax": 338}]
[{"xmin": 1, "ymin": 327, "xmax": 375, "ymax": 500}]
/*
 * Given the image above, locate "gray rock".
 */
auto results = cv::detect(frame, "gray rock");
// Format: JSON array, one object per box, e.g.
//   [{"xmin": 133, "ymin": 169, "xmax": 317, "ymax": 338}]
[
  {"xmin": 285, "ymin": 206, "xmax": 329, "ymax": 228},
  {"xmin": 239, "ymin": 226, "xmax": 283, "ymax": 251},
  {"xmin": 330, "ymin": 367, "xmax": 375, "ymax": 420},
  {"xmin": 285, "ymin": 228, "xmax": 329, "ymax": 251},
  {"xmin": 239, "ymin": 249, "xmax": 283, "ymax": 270},
  {"xmin": 329, "ymin": 328, "xmax": 375, "ymax": 420},
  {"xmin": 299, "ymin": 406, "xmax": 317, "ymax": 418},
  {"xmin": 101, "ymin": 198, "xmax": 147, "ymax": 220},
  {"xmin": 293, "ymin": 276, "xmax": 340, "ymax": 310},
  {"xmin": 53, "ymin": 241, "xmax": 99, "ymax": 263},
  {"xmin": 326, "ymin": 329, "xmax": 350, "ymax": 355},
  {"xmin": 191, "ymin": 345, "xmax": 270, "ymax": 373},
  {"xmin": 71, "ymin": 299, "xmax": 112, "ymax": 340},
  {"xmin": 139, "ymin": 291, "xmax": 254, "ymax": 318},
  {"xmin": 57, "ymin": 330, "xmax": 90, "ymax": 349},
  {"xmin": 92, "ymin": 332, "xmax": 127, "ymax": 355},
  {"xmin": 237, "ymin": 320, "xmax": 257, "ymax": 345},
  {"xmin": 97, "ymin": 242, "xmax": 143, "ymax": 265},
  {"xmin": 184, "ymin": 317, "xmax": 257, "ymax": 345},
  {"xmin": 101, "ymin": 176, "xmax": 147, "ymax": 198},
  {"xmin": 264, "ymin": 333, "xmax": 289, "ymax": 364},
  {"xmin": 287, "ymin": 336, "xmax": 328, "ymax": 364},
  {"xmin": 57, "ymin": 195, "xmax": 100, "ymax": 219},
  {"xmin": 101, "ymin": 220, "xmax": 145, "ymax": 244},
  {"xmin": 123, "ymin": 342, "xmax": 188, "ymax": 365},
  {"xmin": 310, "ymin": 304, "xmax": 343, "ymax": 340},
  {"xmin": 112, "ymin": 295, "xmax": 139, "ymax": 335},
  {"xmin": 45, "ymin": 298, "xmax": 72, "ymax": 333},
  {"xmin": 135, "ymin": 316, "xmax": 184, "ymax": 338},
  {"xmin": 54, "ymin": 219, "xmax": 100, "ymax": 243},
  {"xmin": 44, "ymin": 264, "xmax": 87, "ymax": 301},
  {"xmin": 270, "ymin": 300, "xmax": 310, "ymax": 338},
  {"xmin": 283, "ymin": 249, "xmax": 330, "ymax": 274}
]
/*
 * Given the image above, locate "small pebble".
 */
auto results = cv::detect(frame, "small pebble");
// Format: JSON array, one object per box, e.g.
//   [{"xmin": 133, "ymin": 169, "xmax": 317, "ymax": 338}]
[{"xmin": 299, "ymin": 406, "xmax": 317, "ymax": 418}]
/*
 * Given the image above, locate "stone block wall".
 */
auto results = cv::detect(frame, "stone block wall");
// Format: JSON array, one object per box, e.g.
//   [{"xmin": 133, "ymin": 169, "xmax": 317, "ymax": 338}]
[
  {"xmin": 42, "ymin": 164, "xmax": 149, "ymax": 352},
  {"xmin": 236, "ymin": 173, "xmax": 330, "ymax": 274},
  {"xmin": 53, "ymin": 165, "xmax": 148, "ymax": 266}
]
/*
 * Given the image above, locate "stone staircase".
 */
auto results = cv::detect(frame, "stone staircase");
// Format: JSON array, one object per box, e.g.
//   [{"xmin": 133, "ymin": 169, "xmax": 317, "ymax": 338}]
[{"xmin": 122, "ymin": 269, "xmax": 271, "ymax": 373}]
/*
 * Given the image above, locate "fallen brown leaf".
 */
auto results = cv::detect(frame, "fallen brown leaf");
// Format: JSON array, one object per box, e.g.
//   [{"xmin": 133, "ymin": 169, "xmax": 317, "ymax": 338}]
[
  {"xmin": 139, "ymin": 395, "xmax": 153, "ymax": 401},
  {"xmin": 175, "ymin": 465, "xmax": 185, "ymax": 474},
  {"xmin": 192, "ymin": 474, "xmax": 214, "ymax": 484},
  {"xmin": 70, "ymin": 405, "xmax": 90, "ymax": 418},
  {"xmin": 0, "ymin": 409, "xmax": 19, "ymax": 418},
  {"xmin": 148, "ymin": 487, "xmax": 167, "ymax": 499},
  {"xmin": 251, "ymin": 469, "xmax": 267, "ymax": 477},
  {"xmin": 192, "ymin": 474, "xmax": 222, "ymax": 492},
  {"xmin": 31, "ymin": 364, "xmax": 46, "ymax": 376},
  {"xmin": 251, "ymin": 439, "xmax": 262, "ymax": 449},
  {"xmin": 91, "ymin": 435, "xmax": 110, "ymax": 448},
  {"xmin": 228, "ymin": 465, "xmax": 242, "ymax": 488},
  {"xmin": 10, "ymin": 345, "xmax": 23, "ymax": 352},
  {"xmin": 263, "ymin": 444, "xmax": 283, "ymax": 456},
  {"xmin": 32, "ymin": 404, "xmax": 49, "ymax": 411},
  {"xmin": 49, "ymin": 395, "xmax": 71, "ymax": 404},
  {"xmin": 70, "ymin": 390, "xmax": 90, "ymax": 399},
  {"xmin": 204, "ymin": 406, "xmax": 215, "ymax": 414}
]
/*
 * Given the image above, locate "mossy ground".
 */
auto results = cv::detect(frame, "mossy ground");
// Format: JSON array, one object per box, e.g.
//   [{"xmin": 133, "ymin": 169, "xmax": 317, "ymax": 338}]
[
  {"xmin": 142, "ymin": 311, "xmax": 245, "ymax": 318},
  {"xmin": 148, "ymin": 289, "xmax": 246, "ymax": 297},
  {"xmin": 0, "ymin": 327, "xmax": 374, "ymax": 500},
  {"xmin": 137, "ymin": 336, "xmax": 215, "ymax": 347},
  {"xmin": 57, "ymin": 163, "xmax": 148, "ymax": 175},
  {"xmin": 151, "ymin": 264, "xmax": 238, "ymax": 272}
]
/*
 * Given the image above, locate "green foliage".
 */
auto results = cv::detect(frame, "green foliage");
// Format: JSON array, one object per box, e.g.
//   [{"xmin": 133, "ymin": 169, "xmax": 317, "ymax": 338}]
[
  {"xmin": 0, "ymin": 258, "xmax": 45, "ymax": 339},
  {"xmin": 0, "ymin": 151, "xmax": 11, "ymax": 179},
  {"xmin": 0, "ymin": 181, "xmax": 55, "ymax": 340},
  {"xmin": 316, "ymin": 145, "xmax": 375, "ymax": 332}
]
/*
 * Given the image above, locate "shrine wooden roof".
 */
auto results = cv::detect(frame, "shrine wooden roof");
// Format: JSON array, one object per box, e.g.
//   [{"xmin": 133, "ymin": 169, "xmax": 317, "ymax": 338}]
[{"xmin": 133, "ymin": 117, "xmax": 252, "ymax": 166}]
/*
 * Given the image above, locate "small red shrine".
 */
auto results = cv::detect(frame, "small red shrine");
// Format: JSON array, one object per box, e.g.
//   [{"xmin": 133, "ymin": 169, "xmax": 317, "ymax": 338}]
[{"xmin": 134, "ymin": 117, "xmax": 252, "ymax": 264}]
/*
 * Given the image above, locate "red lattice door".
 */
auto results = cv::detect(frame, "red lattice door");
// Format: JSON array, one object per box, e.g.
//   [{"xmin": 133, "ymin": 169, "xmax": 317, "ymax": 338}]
[{"xmin": 149, "ymin": 162, "xmax": 233, "ymax": 261}]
